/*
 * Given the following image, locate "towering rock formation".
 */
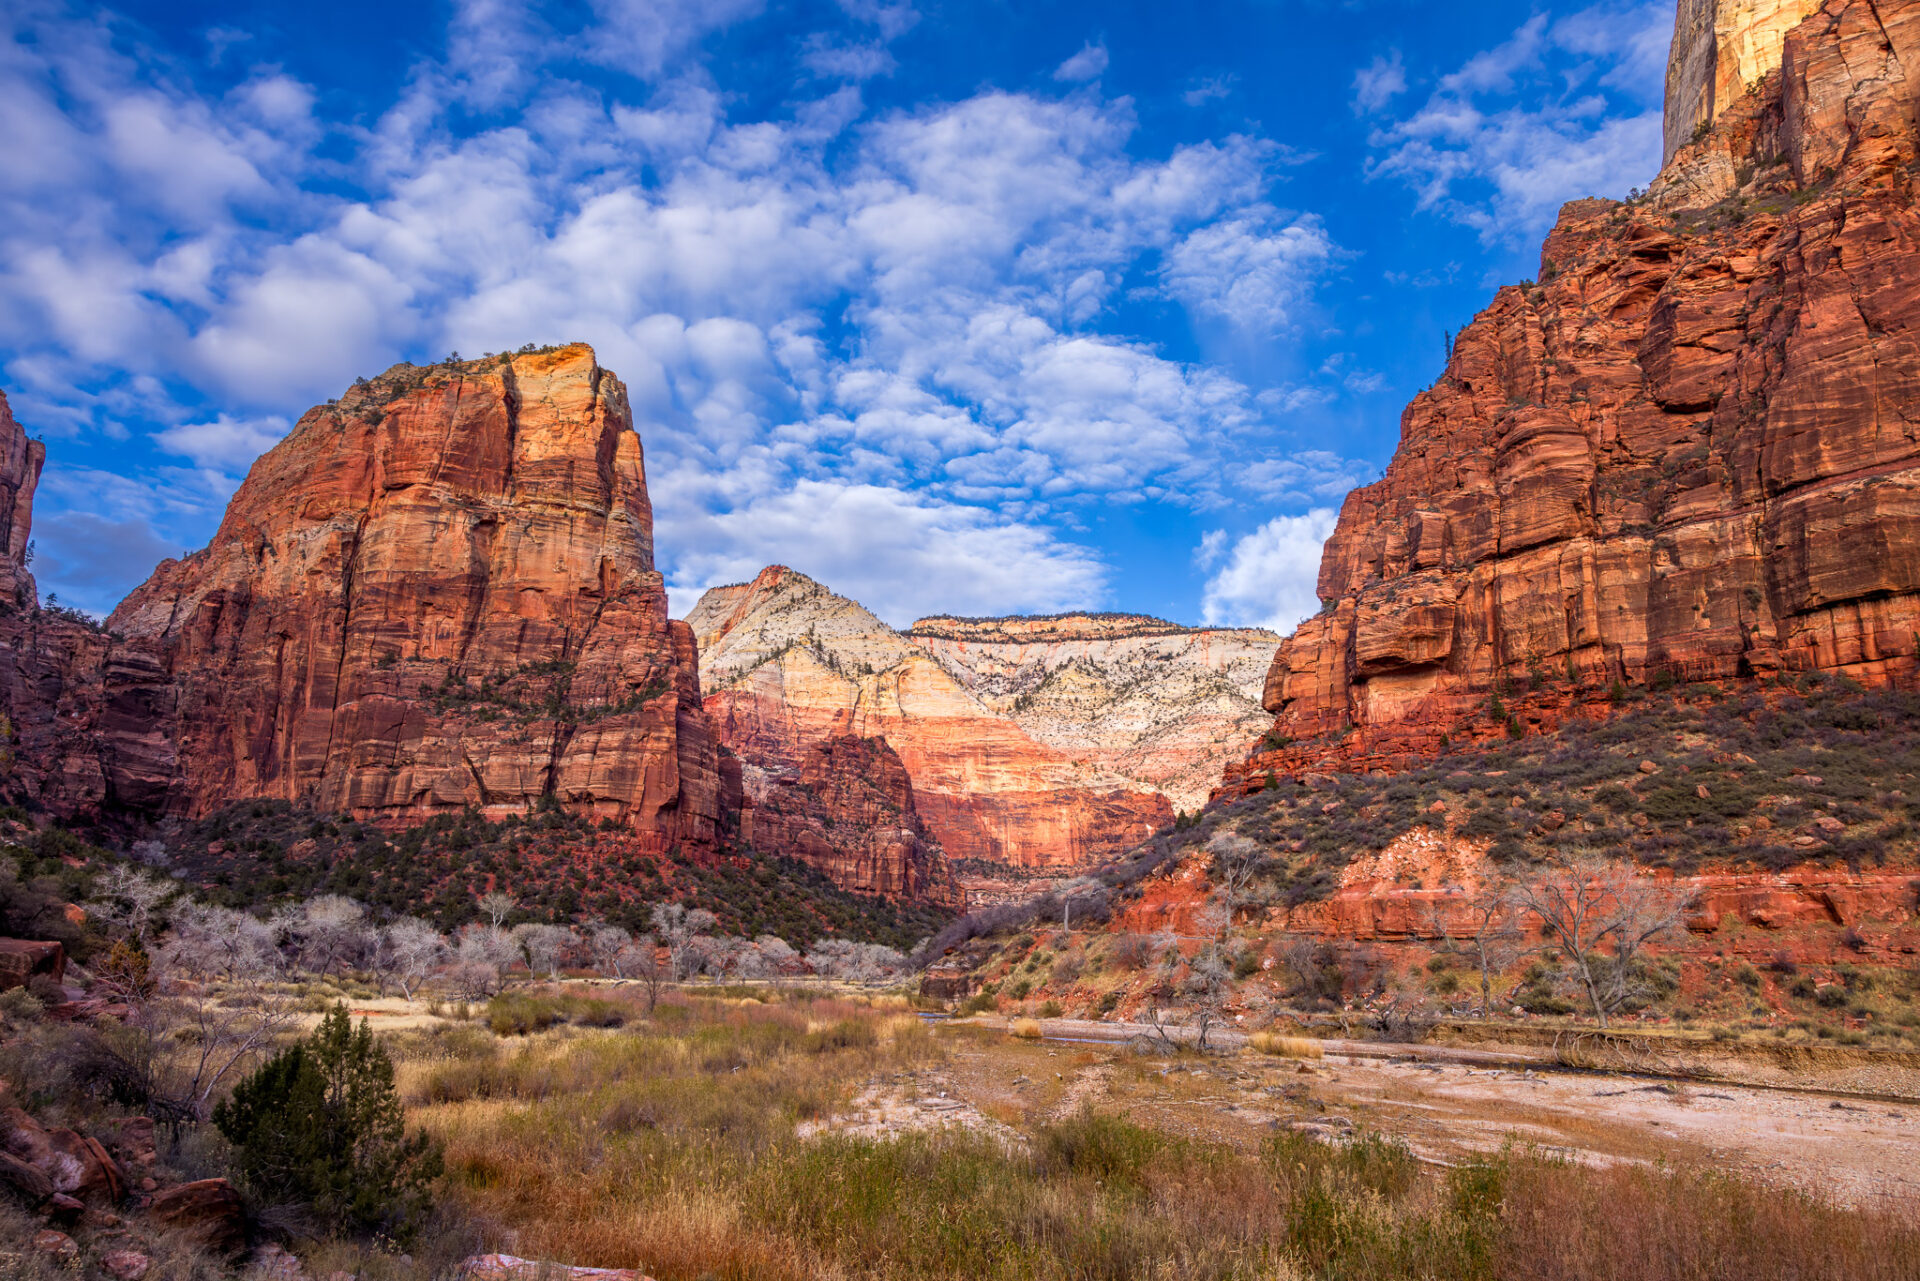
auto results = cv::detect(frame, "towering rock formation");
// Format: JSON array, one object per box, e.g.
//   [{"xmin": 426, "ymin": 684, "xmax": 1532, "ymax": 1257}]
[
  {"xmin": 907, "ymin": 614, "xmax": 1280, "ymax": 812},
  {"xmin": 687, "ymin": 567, "xmax": 1173, "ymax": 869},
  {"xmin": 1242, "ymin": 0, "xmax": 1920, "ymax": 785},
  {"xmin": 1665, "ymin": 0, "xmax": 1826, "ymax": 164},
  {"xmin": 0, "ymin": 394, "xmax": 42, "ymax": 609},
  {"xmin": 82, "ymin": 345, "xmax": 732, "ymax": 847}
]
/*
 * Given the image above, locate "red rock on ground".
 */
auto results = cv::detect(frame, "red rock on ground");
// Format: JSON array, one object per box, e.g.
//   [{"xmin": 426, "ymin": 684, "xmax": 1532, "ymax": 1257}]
[
  {"xmin": 147, "ymin": 1178, "xmax": 246, "ymax": 1255},
  {"xmin": 0, "ymin": 938, "xmax": 64, "ymax": 990},
  {"xmin": 1239, "ymin": 0, "xmax": 1920, "ymax": 787}
]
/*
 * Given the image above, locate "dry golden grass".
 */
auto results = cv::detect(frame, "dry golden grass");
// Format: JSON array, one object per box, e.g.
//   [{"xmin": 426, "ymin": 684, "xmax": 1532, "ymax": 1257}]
[
  {"xmin": 1009, "ymin": 1017, "xmax": 1043, "ymax": 1039},
  {"xmin": 1248, "ymin": 1032, "xmax": 1324, "ymax": 1059},
  {"xmin": 387, "ymin": 987, "xmax": 1920, "ymax": 1281}
]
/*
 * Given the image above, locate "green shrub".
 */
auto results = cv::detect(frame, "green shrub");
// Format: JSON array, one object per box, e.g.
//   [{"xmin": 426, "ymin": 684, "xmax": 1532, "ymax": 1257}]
[{"xmin": 214, "ymin": 1004, "xmax": 444, "ymax": 1242}]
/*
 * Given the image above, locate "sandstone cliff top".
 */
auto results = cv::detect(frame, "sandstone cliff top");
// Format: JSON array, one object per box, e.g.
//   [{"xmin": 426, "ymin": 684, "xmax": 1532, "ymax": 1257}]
[{"xmin": 908, "ymin": 613, "xmax": 1279, "ymax": 644}]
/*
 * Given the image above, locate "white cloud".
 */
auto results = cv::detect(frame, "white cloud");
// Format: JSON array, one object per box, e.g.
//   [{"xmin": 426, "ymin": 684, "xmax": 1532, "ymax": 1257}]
[
  {"xmin": 0, "ymin": 0, "xmax": 1378, "ymax": 620},
  {"xmin": 1364, "ymin": 2, "xmax": 1668, "ymax": 239},
  {"xmin": 153, "ymin": 413, "xmax": 289, "ymax": 471},
  {"xmin": 1161, "ymin": 212, "xmax": 1335, "ymax": 332},
  {"xmin": 660, "ymin": 478, "xmax": 1106, "ymax": 626},
  {"xmin": 1201, "ymin": 508, "xmax": 1338, "ymax": 631},
  {"xmin": 1053, "ymin": 42, "xmax": 1109, "ymax": 83},
  {"xmin": 1183, "ymin": 75, "xmax": 1235, "ymax": 107},
  {"xmin": 1352, "ymin": 51, "xmax": 1406, "ymax": 114}
]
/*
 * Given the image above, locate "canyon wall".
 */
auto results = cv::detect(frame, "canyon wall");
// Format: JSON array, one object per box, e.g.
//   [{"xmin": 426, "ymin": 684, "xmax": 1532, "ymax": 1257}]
[
  {"xmin": 688, "ymin": 567, "xmax": 1173, "ymax": 870},
  {"xmin": 1665, "ymin": 0, "xmax": 1826, "ymax": 163},
  {"xmin": 1241, "ymin": 0, "xmax": 1920, "ymax": 789},
  {"xmin": 908, "ymin": 614, "xmax": 1279, "ymax": 812},
  {"xmin": 737, "ymin": 734, "xmax": 962, "ymax": 905},
  {"xmin": 1, "ymin": 348, "xmax": 736, "ymax": 851}
]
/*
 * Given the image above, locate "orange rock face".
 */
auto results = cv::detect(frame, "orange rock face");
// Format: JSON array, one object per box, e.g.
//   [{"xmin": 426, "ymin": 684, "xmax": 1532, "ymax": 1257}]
[
  {"xmin": 1250, "ymin": 0, "xmax": 1920, "ymax": 776},
  {"xmin": 689, "ymin": 567, "xmax": 1172, "ymax": 871},
  {"xmin": 739, "ymin": 735, "xmax": 962, "ymax": 906},
  {"xmin": 93, "ymin": 345, "xmax": 730, "ymax": 845}
]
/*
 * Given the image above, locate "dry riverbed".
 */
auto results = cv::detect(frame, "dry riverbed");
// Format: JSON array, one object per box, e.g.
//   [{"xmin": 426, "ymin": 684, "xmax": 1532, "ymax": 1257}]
[{"xmin": 917, "ymin": 1023, "xmax": 1920, "ymax": 1209}]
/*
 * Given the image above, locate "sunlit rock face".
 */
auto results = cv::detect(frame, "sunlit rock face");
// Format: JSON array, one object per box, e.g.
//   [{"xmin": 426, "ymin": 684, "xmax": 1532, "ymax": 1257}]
[
  {"xmin": 688, "ymin": 567, "xmax": 1174, "ymax": 870},
  {"xmin": 100, "ymin": 345, "xmax": 732, "ymax": 847},
  {"xmin": 1664, "ymin": 0, "xmax": 1826, "ymax": 164},
  {"xmin": 1235, "ymin": 0, "xmax": 1920, "ymax": 789},
  {"xmin": 907, "ymin": 613, "xmax": 1280, "ymax": 814}
]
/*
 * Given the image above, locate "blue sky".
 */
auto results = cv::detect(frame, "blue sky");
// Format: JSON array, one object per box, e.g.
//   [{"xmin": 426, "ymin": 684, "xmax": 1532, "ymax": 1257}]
[{"xmin": 0, "ymin": 0, "xmax": 1673, "ymax": 627}]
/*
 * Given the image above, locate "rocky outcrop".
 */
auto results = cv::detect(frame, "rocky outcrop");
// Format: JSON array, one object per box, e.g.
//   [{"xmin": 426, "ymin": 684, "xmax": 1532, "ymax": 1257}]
[
  {"xmin": 1244, "ymin": 0, "xmax": 1920, "ymax": 784},
  {"xmin": 1665, "ymin": 0, "xmax": 1826, "ymax": 164},
  {"xmin": 0, "ymin": 346, "xmax": 734, "ymax": 847},
  {"xmin": 738, "ymin": 735, "xmax": 961, "ymax": 905},
  {"xmin": 688, "ymin": 567, "xmax": 1172, "ymax": 870},
  {"xmin": 909, "ymin": 614, "xmax": 1279, "ymax": 812},
  {"xmin": 0, "ymin": 394, "xmax": 42, "ymax": 609}
]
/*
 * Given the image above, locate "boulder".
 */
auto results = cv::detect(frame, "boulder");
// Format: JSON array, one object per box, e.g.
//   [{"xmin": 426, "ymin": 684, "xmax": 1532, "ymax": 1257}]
[
  {"xmin": 0, "ymin": 1107, "xmax": 125, "ymax": 1204},
  {"xmin": 0, "ymin": 940, "xmax": 64, "ymax": 991},
  {"xmin": 148, "ymin": 1178, "xmax": 246, "ymax": 1256}
]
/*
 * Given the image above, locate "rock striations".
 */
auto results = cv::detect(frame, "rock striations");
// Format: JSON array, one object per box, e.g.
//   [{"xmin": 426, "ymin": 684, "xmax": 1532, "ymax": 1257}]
[
  {"xmin": 907, "ymin": 614, "xmax": 1280, "ymax": 813},
  {"xmin": 1237, "ymin": 0, "xmax": 1920, "ymax": 790},
  {"xmin": 688, "ymin": 568, "xmax": 1175, "ymax": 870},
  {"xmin": 2, "ymin": 347, "xmax": 737, "ymax": 853}
]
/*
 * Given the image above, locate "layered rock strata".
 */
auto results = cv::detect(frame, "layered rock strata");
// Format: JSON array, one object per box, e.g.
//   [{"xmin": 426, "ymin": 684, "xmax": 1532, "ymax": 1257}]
[
  {"xmin": 908, "ymin": 614, "xmax": 1279, "ymax": 812},
  {"xmin": 0, "ymin": 348, "xmax": 734, "ymax": 849},
  {"xmin": 1242, "ymin": 0, "xmax": 1920, "ymax": 788},
  {"xmin": 737, "ymin": 735, "xmax": 962, "ymax": 905},
  {"xmin": 688, "ymin": 567, "xmax": 1173, "ymax": 869}
]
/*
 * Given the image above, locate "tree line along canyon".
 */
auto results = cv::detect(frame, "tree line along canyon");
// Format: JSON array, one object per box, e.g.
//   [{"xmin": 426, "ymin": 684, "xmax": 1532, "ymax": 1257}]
[{"xmin": 4, "ymin": 3, "xmax": 1920, "ymax": 1280}]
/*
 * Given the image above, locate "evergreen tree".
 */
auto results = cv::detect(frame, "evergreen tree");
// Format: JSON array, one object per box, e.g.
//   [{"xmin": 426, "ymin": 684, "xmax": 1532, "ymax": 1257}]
[{"xmin": 214, "ymin": 1004, "xmax": 443, "ymax": 1240}]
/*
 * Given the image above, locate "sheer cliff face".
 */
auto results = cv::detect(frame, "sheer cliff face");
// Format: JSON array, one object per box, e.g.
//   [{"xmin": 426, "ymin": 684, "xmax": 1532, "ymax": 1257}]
[
  {"xmin": 103, "ymin": 345, "xmax": 730, "ymax": 845},
  {"xmin": 1249, "ymin": 0, "xmax": 1920, "ymax": 779},
  {"xmin": 1665, "ymin": 0, "xmax": 1826, "ymax": 163},
  {"xmin": 907, "ymin": 615, "xmax": 1280, "ymax": 812},
  {"xmin": 687, "ymin": 567, "xmax": 1172, "ymax": 869}
]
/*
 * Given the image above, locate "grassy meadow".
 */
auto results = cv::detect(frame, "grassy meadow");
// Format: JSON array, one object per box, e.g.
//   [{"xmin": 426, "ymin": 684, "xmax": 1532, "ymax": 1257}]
[{"xmin": 362, "ymin": 985, "xmax": 1920, "ymax": 1281}]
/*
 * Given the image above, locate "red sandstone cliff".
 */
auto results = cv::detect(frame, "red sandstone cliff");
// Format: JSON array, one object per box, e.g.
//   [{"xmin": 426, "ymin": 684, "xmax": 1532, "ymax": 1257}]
[
  {"xmin": 93, "ymin": 345, "xmax": 733, "ymax": 846},
  {"xmin": 738, "ymin": 735, "xmax": 962, "ymax": 906},
  {"xmin": 1242, "ymin": 0, "xmax": 1920, "ymax": 785}
]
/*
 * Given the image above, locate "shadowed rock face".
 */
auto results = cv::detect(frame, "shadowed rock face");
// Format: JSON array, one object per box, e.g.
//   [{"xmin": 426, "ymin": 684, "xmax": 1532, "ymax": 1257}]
[
  {"xmin": 688, "ymin": 567, "xmax": 1173, "ymax": 871},
  {"xmin": 739, "ymin": 734, "xmax": 962, "ymax": 906},
  {"xmin": 0, "ymin": 346, "xmax": 732, "ymax": 847},
  {"xmin": 1245, "ymin": 0, "xmax": 1920, "ymax": 780}
]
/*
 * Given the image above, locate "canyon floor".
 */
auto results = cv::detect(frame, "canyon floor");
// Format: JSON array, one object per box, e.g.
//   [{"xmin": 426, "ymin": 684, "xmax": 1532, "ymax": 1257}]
[{"xmin": 893, "ymin": 1022, "xmax": 1920, "ymax": 1210}]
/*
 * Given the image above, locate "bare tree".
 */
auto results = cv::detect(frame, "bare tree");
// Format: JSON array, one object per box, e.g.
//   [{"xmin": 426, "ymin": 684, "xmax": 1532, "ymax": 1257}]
[
  {"xmin": 381, "ymin": 918, "xmax": 447, "ymax": 999},
  {"xmin": 1183, "ymin": 942, "xmax": 1234, "ymax": 1051},
  {"xmin": 650, "ymin": 903, "xmax": 717, "ymax": 981},
  {"xmin": 291, "ymin": 896, "xmax": 370, "ymax": 978},
  {"xmin": 134, "ymin": 920, "xmax": 297, "ymax": 1121},
  {"xmin": 86, "ymin": 865, "xmax": 176, "ymax": 946},
  {"xmin": 1056, "ymin": 876, "xmax": 1104, "ymax": 932},
  {"xmin": 807, "ymin": 939, "xmax": 906, "ymax": 982},
  {"xmin": 513, "ymin": 923, "xmax": 577, "ymax": 979},
  {"xmin": 1206, "ymin": 831, "xmax": 1263, "ymax": 940},
  {"xmin": 165, "ymin": 903, "xmax": 276, "ymax": 980},
  {"xmin": 1517, "ymin": 855, "xmax": 1683, "ymax": 1028},
  {"xmin": 587, "ymin": 922, "xmax": 633, "ymax": 978},
  {"xmin": 452, "ymin": 923, "xmax": 516, "ymax": 997},
  {"xmin": 1431, "ymin": 887, "xmax": 1531, "ymax": 1017},
  {"xmin": 478, "ymin": 890, "xmax": 517, "ymax": 929},
  {"xmin": 629, "ymin": 934, "xmax": 664, "ymax": 1012}
]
